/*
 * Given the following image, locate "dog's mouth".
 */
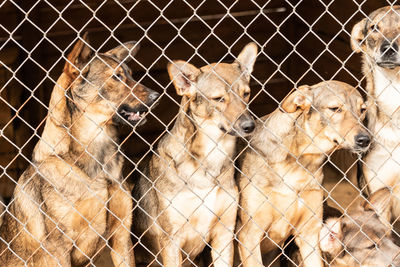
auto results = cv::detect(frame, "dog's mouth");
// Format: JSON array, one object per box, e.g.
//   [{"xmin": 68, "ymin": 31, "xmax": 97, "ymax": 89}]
[
  {"xmin": 332, "ymin": 139, "xmax": 370, "ymax": 154},
  {"xmin": 352, "ymin": 144, "xmax": 371, "ymax": 154},
  {"xmin": 219, "ymin": 126, "xmax": 238, "ymax": 136},
  {"xmin": 377, "ymin": 61, "xmax": 400, "ymax": 69},
  {"xmin": 117, "ymin": 104, "xmax": 148, "ymax": 126},
  {"xmin": 219, "ymin": 125, "xmax": 253, "ymax": 137}
]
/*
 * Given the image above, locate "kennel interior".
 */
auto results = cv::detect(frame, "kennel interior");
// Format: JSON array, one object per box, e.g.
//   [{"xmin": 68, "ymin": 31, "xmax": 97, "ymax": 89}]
[{"xmin": 0, "ymin": 0, "xmax": 393, "ymax": 265}]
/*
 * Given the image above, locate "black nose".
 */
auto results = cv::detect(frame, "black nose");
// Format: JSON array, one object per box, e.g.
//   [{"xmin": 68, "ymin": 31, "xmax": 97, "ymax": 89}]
[
  {"xmin": 240, "ymin": 119, "xmax": 255, "ymax": 134},
  {"xmin": 355, "ymin": 133, "xmax": 370, "ymax": 148},
  {"xmin": 380, "ymin": 40, "xmax": 398, "ymax": 57},
  {"xmin": 148, "ymin": 91, "xmax": 160, "ymax": 102}
]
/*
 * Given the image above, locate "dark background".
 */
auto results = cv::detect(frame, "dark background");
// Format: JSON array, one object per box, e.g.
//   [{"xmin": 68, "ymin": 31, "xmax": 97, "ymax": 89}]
[{"xmin": 0, "ymin": 0, "xmax": 390, "ymax": 198}]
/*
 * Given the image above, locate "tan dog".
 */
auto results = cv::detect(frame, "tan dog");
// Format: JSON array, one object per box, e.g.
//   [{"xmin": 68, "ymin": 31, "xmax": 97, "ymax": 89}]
[
  {"xmin": 132, "ymin": 43, "xmax": 258, "ymax": 267},
  {"xmin": 351, "ymin": 6, "xmax": 400, "ymax": 226},
  {"xmin": 0, "ymin": 34, "xmax": 159, "ymax": 266},
  {"xmin": 236, "ymin": 81, "xmax": 370, "ymax": 267}
]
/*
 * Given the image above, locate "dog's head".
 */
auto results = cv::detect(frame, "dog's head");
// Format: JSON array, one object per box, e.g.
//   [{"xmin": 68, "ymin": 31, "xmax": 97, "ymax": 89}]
[
  {"xmin": 351, "ymin": 6, "xmax": 400, "ymax": 69},
  {"xmin": 320, "ymin": 192, "xmax": 400, "ymax": 267},
  {"xmin": 64, "ymin": 33, "xmax": 159, "ymax": 127},
  {"xmin": 282, "ymin": 81, "xmax": 370, "ymax": 153},
  {"xmin": 167, "ymin": 43, "xmax": 258, "ymax": 137}
]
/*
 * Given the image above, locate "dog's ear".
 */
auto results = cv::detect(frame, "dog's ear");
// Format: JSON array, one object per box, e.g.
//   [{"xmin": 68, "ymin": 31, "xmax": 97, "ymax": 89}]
[
  {"xmin": 64, "ymin": 32, "xmax": 93, "ymax": 79},
  {"xmin": 104, "ymin": 41, "xmax": 140, "ymax": 62},
  {"xmin": 362, "ymin": 187, "xmax": 392, "ymax": 224},
  {"xmin": 235, "ymin": 42, "xmax": 258, "ymax": 81},
  {"xmin": 320, "ymin": 217, "xmax": 344, "ymax": 257},
  {"xmin": 351, "ymin": 18, "xmax": 368, "ymax": 53},
  {"xmin": 167, "ymin": 60, "xmax": 201, "ymax": 97},
  {"xmin": 281, "ymin": 85, "xmax": 312, "ymax": 113}
]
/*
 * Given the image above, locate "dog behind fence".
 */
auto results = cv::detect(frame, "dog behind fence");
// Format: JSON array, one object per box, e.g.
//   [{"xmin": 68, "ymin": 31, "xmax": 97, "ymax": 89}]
[{"xmin": 1, "ymin": 2, "xmax": 400, "ymax": 267}]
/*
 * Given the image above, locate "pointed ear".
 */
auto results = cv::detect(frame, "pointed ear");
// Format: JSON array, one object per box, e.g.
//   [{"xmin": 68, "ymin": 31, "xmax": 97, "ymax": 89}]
[
  {"xmin": 167, "ymin": 60, "xmax": 201, "ymax": 97},
  {"xmin": 64, "ymin": 32, "xmax": 93, "ymax": 79},
  {"xmin": 104, "ymin": 41, "xmax": 140, "ymax": 62},
  {"xmin": 320, "ymin": 218, "xmax": 343, "ymax": 256},
  {"xmin": 281, "ymin": 85, "xmax": 312, "ymax": 113},
  {"xmin": 235, "ymin": 42, "xmax": 258, "ymax": 81},
  {"xmin": 351, "ymin": 18, "xmax": 368, "ymax": 53}
]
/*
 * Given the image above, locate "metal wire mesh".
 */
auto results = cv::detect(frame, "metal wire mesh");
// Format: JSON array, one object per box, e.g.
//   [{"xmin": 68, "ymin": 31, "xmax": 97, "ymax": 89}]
[{"xmin": 0, "ymin": 0, "xmax": 400, "ymax": 266}]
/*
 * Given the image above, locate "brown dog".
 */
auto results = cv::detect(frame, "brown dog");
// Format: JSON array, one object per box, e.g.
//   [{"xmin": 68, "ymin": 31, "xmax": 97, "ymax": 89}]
[
  {"xmin": 288, "ymin": 192, "xmax": 400, "ymax": 267},
  {"xmin": 132, "ymin": 43, "xmax": 258, "ymax": 267},
  {"xmin": 351, "ymin": 5, "xmax": 400, "ymax": 227},
  {"xmin": 236, "ymin": 81, "xmax": 370, "ymax": 267},
  {"xmin": 0, "ymin": 34, "xmax": 159, "ymax": 266}
]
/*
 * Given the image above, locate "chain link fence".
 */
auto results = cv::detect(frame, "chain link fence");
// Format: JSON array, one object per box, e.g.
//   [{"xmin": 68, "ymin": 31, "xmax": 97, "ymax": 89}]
[{"xmin": 0, "ymin": 0, "xmax": 399, "ymax": 266}]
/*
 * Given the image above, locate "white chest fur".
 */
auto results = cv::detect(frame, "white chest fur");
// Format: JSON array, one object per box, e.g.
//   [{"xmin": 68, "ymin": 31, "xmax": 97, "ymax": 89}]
[
  {"xmin": 372, "ymin": 68, "xmax": 400, "ymax": 144},
  {"xmin": 364, "ymin": 68, "xmax": 400, "ymax": 189},
  {"xmin": 373, "ymin": 67, "xmax": 400, "ymax": 117}
]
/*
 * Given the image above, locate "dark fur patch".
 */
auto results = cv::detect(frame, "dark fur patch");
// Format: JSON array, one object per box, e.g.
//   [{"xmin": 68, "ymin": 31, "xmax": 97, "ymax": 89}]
[{"xmin": 66, "ymin": 89, "xmax": 78, "ymax": 115}]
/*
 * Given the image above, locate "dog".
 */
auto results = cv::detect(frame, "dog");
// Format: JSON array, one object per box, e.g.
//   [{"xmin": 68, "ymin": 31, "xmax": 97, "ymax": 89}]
[
  {"xmin": 0, "ymin": 33, "xmax": 159, "ymax": 266},
  {"xmin": 288, "ymin": 191, "xmax": 400, "ymax": 267},
  {"xmin": 236, "ymin": 81, "xmax": 370, "ymax": 267},
  {"xmin": 351, "ymin": 5, "xmax": 400, "ymax": 227},
  {"xmin": 132, "ymin": 42, "xmax": 258, "ymax": 267}
]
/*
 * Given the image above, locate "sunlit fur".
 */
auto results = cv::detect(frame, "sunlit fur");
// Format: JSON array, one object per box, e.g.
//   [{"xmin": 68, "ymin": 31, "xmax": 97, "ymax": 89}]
[{"xmin": 236, "ymin": 81, "xmax": 369, "ymax": 267}]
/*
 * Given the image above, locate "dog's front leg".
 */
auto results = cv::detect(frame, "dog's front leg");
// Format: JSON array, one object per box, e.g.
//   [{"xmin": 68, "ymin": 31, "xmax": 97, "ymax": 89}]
[
  {"xmin": 295, "ymin": 190, "xmax": 323, "ymax": 267},
  {"xmin": 237, "ymin": 219, "xmax": 266, "ymax": 267},
  {"xmin": 159, "ymin": 234, "xmax": 182, "ymax": 267},
  {"xmin": 108, "ymin": 183, "xmax": 135, "ymax": 267},
  {"xmin": 209, "ymin": 197, "xmax": 237, "ymax": 267}
]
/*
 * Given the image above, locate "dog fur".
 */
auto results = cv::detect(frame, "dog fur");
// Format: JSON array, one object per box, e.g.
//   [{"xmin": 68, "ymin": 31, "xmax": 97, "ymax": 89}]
[
  {"xmin": 236, "ymin": 81, "xmax": 370, "ymax": 267},
  {"xmin": 289, "ymin": 191, "xmax": 400, "ymax": 267},
  {"xmin": 132, "ymin": 43, "xmax": 258, "ymax": 267},
  {"xmin": 0, "ymin": 34, "xmax": 159, "ymax": 266},
  {"xmin": 351, "ymin": 5, "xmax": 400, "ymax": 225}
]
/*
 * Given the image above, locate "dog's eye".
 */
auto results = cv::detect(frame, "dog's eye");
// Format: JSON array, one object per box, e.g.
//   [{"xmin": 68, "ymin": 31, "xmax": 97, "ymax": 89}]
[
  {"xmin": 113, "ymin": 73, "xmax": 123, "ymax": 81},
  {"xmin": 243, "ymin": 92, "xmax": 250, "ymax": 98},
  {"xmin": 361, "ymin": 107, "xmax": 366, "ymax": 114},
  {"xmin": 329, "ymin": 107, "xmax": 342, "ymax": 113},
  {"xmin": 212, "ymin": 97, "xmax": 225, "ymax": 103}
]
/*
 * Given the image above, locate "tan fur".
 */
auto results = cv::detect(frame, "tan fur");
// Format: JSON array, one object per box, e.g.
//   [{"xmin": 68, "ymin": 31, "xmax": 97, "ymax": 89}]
[
  {"xmin": 0, "ymin": 34, "xmax": 159, "ymax": 266},
  {"xmin": 132, "ymin": 43, "xmax": 258, "ymax": 267},
  {"xmin": 236, "ymin": 81, "xmax": 369, "ymax": 267},
  {"xmin": 351, "ymin": 6, "xmax": 400, "ymax": 225}
]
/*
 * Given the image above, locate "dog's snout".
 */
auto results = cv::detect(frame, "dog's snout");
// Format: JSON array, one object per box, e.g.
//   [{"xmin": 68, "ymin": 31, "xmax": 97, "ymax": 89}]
[
  {"xmin": 239, "ymin": 118, "xmax": 255, "ymax": 134},
  {"xmin": 380, "ymin": 40, "xmax": 398, "ymax": 57},
  {"xmin": 355, "ymin": 133, "xmax": 371, "ymax": 148}
]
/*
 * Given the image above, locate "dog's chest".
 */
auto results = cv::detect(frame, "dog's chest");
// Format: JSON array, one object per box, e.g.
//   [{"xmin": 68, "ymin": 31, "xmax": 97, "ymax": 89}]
[
  {"xmin": 272, "ymin": 162, "xmax": 323, "ymax": 191},
  {"xmin": 364, "ymin": 143, "xmax": 400, "ymax": 191},
  {"xmin": 373, "ymin": 69, "xmax": 400, "ymax": 119},
  {"xmin": 168, "ymin": 186, "xmax": 227, "ymax": 239},
  {"xmin": 200, "ymin": 135, "xmax": 235, "ymax": 177},
  {"xmin": 177, "ymin": 135, "xmax": 235, "ymax": 180}
]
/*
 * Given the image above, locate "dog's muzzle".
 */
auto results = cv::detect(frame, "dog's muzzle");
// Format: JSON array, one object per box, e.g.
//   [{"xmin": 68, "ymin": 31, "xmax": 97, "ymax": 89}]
[
  {"xmin": 378, "ymin": 40, "xmax": 400, "ymax": 69},
  {"xmin": 118, "ymin": 90, "xmax": 160, "ymax": 126},
  {"xmin": 219, "ymin": 114, "xmax": 255, "ymax": 137},
  {"xmin": 354, "ymin": 133, "xmax": 371, "ymax": 152}
]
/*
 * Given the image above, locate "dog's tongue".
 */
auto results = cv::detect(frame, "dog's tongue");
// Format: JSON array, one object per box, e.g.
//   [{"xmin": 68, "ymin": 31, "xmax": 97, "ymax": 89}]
[{"xmin": 128, "ymin": 111, "xmax": 142, "ymax": 121}]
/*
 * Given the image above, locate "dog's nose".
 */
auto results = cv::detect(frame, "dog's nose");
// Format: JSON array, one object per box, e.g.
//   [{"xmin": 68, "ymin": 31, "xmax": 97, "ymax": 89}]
[
  {"xmin": 355, "ymin": 133, "xmax": 371, "ymax": 148},
  {"xmin": 149, "ymin": 91, "xmax": 160, "ymax": 102},
  {"xmin": 380, "ymin": 40, "xmax": 398, "ymax": 57},
  {"xmin": 240, "ymin": 120, "xmax": 255, "ymax": 134}
]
